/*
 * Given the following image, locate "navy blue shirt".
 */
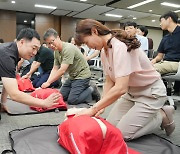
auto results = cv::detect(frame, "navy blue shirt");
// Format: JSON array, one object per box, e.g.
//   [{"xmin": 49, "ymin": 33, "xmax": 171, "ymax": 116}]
[
  {"xmin": 0, "ymin": 42, "xmax": 19, "ymax": 78},
  {"xmin": 157, "ymin": 26, "xmax": 180, "ymax": 62}
]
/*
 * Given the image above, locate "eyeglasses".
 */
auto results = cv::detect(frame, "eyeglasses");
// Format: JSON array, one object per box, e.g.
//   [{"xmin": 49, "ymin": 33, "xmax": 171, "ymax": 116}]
[{"xmin": 47, "ymin": 38, "xmax": 56, "ymax": 46}]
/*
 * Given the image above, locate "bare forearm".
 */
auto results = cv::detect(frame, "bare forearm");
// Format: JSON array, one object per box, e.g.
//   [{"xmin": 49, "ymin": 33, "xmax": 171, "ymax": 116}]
[
  {"xmin": 153, "ymin": 56, "xmax": 161, "ymax": 63},
  {"xmin": 102, "ymin": 80, "xmax": 114, "ymax": 98},
  {"xmin": 47, "ymin": 69, "xmax": 64, "ymax": 84},
  {"xmin": 1, "ymin": 86, "xmax": 8, "ymax": 103},
  {"xmin": 9, "ymin": 91, "xmax": 44, "ymax": 107},
  {"xmin": 47, "ymin": 64, "xmax": 68, "ymax": 84},
  {"xmin": 95, "ymin": 85, "xmax": 126, "ymax": 111},
  {"xmin": 152, "ymin": 53, "xmax": 164, "ymax": 64},
  {"xmin": 28, "ymin": 61, "xmax": 40, "ymax": 75}
]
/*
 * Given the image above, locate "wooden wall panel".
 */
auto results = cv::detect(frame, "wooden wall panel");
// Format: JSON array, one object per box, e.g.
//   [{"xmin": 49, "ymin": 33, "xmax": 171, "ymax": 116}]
[
  {"xmin": 105, "ymin": 21, "xmax": 121, "ymax": 29},
  {"xmin": 0, "ymin": 10, "xmax": 16, "ymax": 42},
  {"xmin": 61, "ymin": 16, "xmax": 78, "ymax": 42},
  {"xmin": 35, "ymin": 14, "xmax": 61, "ymax": 43}
]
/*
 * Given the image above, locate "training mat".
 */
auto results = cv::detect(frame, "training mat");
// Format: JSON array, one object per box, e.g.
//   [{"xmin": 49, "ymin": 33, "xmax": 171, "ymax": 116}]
[
  {"xmin": 5, "ymin": 99, "xmax": 38, "ymax": 115},
  {"xmin": 4, "ymin": 125, "xmax": 180, "ymax": 154},
  {"xmin": 5, "ymin": 99, "xmax": 90, "ymax": 115},
  {"xmin": 7, "ymin": 125, "xmax": 68, "ymax": 154},
  {"xmin": 127, "ymin": 134, "xmax": 180, "ymax": 154}
]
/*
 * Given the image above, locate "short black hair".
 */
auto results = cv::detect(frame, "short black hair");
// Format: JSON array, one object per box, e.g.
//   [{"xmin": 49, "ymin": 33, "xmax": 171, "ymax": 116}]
[
  {"xmin": 16, "ymin": 28, "xmax": 40, "ymax": 41},
  {"xmin": 177, "ymin": 19, "xmax": 180, "ymax": 24},
  {"xmin": 43, "ymin": 28, "xmax": 58, "ymax": 40},
  {"xmin": 0, "ymin": 39, "xmax": 4, "ymax": 43},
  {"xmin": 160, "ymin": 11, "xmax": 178, "ymax": 23},
  {"xmin": 68, "ymin": 36, "xmax": 74, "ymax": 43},
  {"xmin": 124, "ymin": 21, "xmax": 137, "ymax": 29},
  {"xmin": 138, "ymin": 25, "xmax": 148, "ymax": 36}
]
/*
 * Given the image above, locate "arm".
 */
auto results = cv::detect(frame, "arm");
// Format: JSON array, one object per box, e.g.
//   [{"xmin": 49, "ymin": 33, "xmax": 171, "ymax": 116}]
[
  {"xmin": 22, "ymin": 61, "xmax": 41, "ymax": 79},
  {"xmin": 1, "ymin": 77, "xmax": 60, "ymax": 107},
  {"xmin": 94, "ymin": 75, "xmax": 129, "ymax": 111},
  {"xmin": 1, "ymin": 86, "xmax": 8, "ymax": 104},
  {"xmin": 76, "ymin": 75, "xmax": 129, "ymax": 116},
  {"xmin": 85, "ymin": 50, "xmax": 100, "ymax": 61},
  {"xmin": 94, "ymin": 75, "xmax": 115, "ymax": 116},
  {"xmin": 17, "ymin": 58, "xmax": 24, "ymax": 72},
  {"xmin": 41, "ymin": 64, "xmax": 69, "ymax": 88},
  {"xmin": 83, "ymin": 49, "xmax": 88, "ymax": 59},
  {"xmin": 151, "ymin": 53, "xmax": 164, "ymax": 64},
  {"xmin": 102, "ymin": 75, "xmax": 115, "ymax": 97}
]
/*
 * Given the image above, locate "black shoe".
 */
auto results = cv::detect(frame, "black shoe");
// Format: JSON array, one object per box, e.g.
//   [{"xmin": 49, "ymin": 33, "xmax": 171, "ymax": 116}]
[{"xmin": 91, "ymin": 85, "xmax": 101, "ymax": 102}]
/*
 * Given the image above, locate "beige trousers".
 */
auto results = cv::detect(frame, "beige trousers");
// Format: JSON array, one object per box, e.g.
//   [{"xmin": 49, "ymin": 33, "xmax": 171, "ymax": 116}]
[
  {"xmin": 106, "ymin": 79, "xmax": 167, "ymax": 141},
  {"xmin": 154, "ymin": 61, "xmax": 179, "ymax": 75}
]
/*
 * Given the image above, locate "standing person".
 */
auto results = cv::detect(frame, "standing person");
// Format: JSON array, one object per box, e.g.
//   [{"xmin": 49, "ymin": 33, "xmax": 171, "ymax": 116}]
[
  {"xmin": 22, "ymin": 45, "xmax": 60, "ymax": 88},
  {"xmin": 0, "ymin": 28, "xmax": 60, "ymax": 113},
  {"xmin": 42, "ymin": 28, "xmax": 100, "ymax": 105},
  {"xmin": 74, "ymin": 19, "xmax": 175, "ymax": 141}
]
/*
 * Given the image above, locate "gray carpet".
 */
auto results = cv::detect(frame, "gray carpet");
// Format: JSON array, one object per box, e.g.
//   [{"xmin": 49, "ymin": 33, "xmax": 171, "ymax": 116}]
[
  {"xmin": 1, "ymin": 71, "xmax": 180, "ymax": 153},
  {"xmin": 1, "ymin": 101, "xmax": 180, "ymax": 153}
]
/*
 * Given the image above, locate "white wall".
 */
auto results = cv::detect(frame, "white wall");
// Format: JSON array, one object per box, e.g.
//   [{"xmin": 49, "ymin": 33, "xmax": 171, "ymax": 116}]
[{"xmin": 147, "ymin": 28, "xmax": 163, "ymax": 51}]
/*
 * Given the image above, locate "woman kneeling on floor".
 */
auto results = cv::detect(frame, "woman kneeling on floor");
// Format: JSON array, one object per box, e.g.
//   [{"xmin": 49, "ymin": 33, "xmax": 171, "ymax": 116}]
[{"xmin": 73, "ymin": 19, "xmax": 175, "ymax": 141}]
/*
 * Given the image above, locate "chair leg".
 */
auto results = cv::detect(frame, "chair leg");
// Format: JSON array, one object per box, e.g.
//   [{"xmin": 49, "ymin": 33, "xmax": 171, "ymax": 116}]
[
  {"xmin": 167, "ymin": 96, "xmax": 175, "ymax": 106},
  {"xmin": 166, "ymin": 80, "xmax": 172, "ymax": 96}
]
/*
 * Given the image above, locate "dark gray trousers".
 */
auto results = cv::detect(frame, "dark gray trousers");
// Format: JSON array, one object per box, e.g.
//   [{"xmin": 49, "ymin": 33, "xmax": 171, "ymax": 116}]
[{"xmin": 60, "ymin": 78, "xmax": 92, "ymax": 105}]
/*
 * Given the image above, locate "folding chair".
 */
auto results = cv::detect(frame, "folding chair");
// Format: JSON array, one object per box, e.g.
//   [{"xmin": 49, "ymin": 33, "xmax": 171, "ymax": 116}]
[{"xmin": 162, "ymin": 62, "xmax": 180, "ymax": 106}]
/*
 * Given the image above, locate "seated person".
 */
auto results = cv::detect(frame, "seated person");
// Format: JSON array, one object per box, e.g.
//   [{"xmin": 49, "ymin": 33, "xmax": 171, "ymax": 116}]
[
  {"xmin": 42, "ymin": 28, "xmax": 100, "ymax": 105},
  {"xmin": 137, "ymin": 25, "xmax": 153, "ymax": 50},
  {"xmin": 68, "ymin": 36, "xmax": 85, "ymax": 54},
  {"xmin": 124, "ymin": 21, "xmax": 149, "ymax": 55},
  {"xmin": 151, "ymin": 11, "xmax": 180, "ymax": 75},
  {"xmin": 151, "ymin": 11, "xmax": 180, "ymax": 93},
  {"xmin": 22, "ymin": 45, "xmax": 60, "ymax": 88},
  {"xmin": 83, "ymin": 47, "xmax": 100, "ymax": 66}
]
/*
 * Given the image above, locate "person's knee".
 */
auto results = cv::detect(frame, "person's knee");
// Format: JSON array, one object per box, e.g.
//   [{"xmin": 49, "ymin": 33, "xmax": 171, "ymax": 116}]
[
  {"xmin": 34, "ymin": 82, "xmax": 42, "ymax": 88},
  {"xmin": 117, "ymin": 124, "xmax": 136, "ymax": 141},
  {"xmin": 120, "ymin": 129, "xmax": 135, "ymax": 141},
  {"xmin": 67, "ymin": 97, "xmax": 78, "ymax": 105}
]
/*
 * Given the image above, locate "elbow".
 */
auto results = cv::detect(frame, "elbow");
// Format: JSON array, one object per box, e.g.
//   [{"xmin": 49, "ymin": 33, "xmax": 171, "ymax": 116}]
[
  {"xmin": 61, "ymin": 69, "xmax": 66, "ymax": 76},
  {"xmin": 9, "ymin": 92, "xmax": 20, "ymax": 102},
  {"xmin": 120, "ymin": 88, "xmax": 127, "ymax": 96},
  {"xmin": 116, "ymin": 87, "xmax": 128, "ymax": 96}
]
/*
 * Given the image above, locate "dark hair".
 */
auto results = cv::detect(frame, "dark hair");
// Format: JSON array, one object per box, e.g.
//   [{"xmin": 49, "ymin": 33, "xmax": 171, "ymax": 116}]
[
  {"xmin": 75, "ymin": 19, "xmax": 140, "ymax": 52},
  {"xmin": 0, "ymin": 39, "xmax": 4, "ymax": 43},
  {"xmin": 138, "ymin": 26, "xmax": 148, "ymax": 36},
  {"xmin": 16, "ymin": 28, "xmax": 40, "ymax": 41},
  {"xmin": 178, "ymin": 19, "xmax": 180, "ymax": 24},
  {"xmin": 68, "ymin": 36, "xmax": 74, "ymax": 43},
  {"xmin": 160, "ymin": 11, "xmax": 178, "ymax": 23},
  {"xmin": 43, "ymin": 28, "xmax": 58, "ymax": 40},
  {"xmin": 124, "ymin": 21, "xmax": 137, "ymax": 29}
]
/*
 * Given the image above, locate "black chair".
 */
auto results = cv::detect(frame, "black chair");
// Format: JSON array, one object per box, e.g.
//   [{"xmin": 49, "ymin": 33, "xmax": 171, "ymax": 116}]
[{"xmin": 162, "ymin": 62, "xmax": 180, "ymax": 106}]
